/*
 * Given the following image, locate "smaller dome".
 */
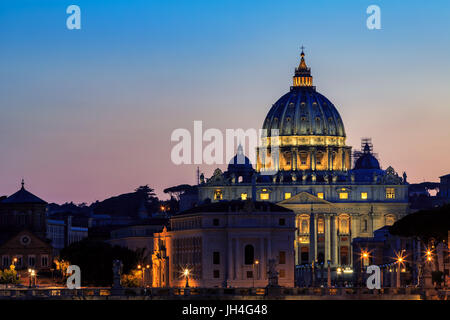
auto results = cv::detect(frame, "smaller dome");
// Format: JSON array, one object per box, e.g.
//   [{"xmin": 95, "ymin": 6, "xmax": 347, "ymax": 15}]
[{"xmin": 354, "ymin": 143, "xmax": 380, "ymax": 170}]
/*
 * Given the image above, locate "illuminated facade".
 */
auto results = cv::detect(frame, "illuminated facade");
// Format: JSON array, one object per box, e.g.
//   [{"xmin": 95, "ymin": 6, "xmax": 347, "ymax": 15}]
[
  {"xmin": 197, "ymin": 51, "xmax": 409, "ymax": 271},
  {"xmin": 152, "ymin": 201, "xmax": 295, "ymax": 288}
]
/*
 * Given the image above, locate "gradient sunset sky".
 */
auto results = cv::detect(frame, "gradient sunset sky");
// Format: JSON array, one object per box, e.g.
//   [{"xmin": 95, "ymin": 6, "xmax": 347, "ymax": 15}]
[{"xmin": 1, "ymin": 0, "xmax": 449, "ymax": 204}]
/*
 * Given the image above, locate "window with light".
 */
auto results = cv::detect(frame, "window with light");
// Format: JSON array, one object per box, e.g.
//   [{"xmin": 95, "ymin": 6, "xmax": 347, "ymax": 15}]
[
  {"xmin": 299, "ymin": 217, "xmax": 309, "ymax": 234},
  {"xmin": 260, "ymin": 193, "xmax": 269, "ymax": 200},
  {"xmin": 317, "ymin": 218, "xmax": 324, "ymax": 234},
  {"xmin": 339, "ymin": 216, "xmax": 349, "ymax": 234},
  {"xmin": 361, "ymin": 192, "xmax": 368, "ymax": 200},
  {"xmin": 339, "ymin": 192, "xmax": 348, "ymax": 199},
  {"xmin": 284, "ymin": 192, "xmax": 291, "ymax": 200},
  {"xmin": 241, "ymin": 193, "xmax": 247, "ymax": 200},
  {"xmin": 214, "ymin": 189, "xmax": 223, "ymax": 200},
  {"xmin": 317, "ymin": 192, "xmax": 324, "ymax": 199},
  {"xmin": 386, "ymin": 188, "xmax": 395, "ymax": 199}
]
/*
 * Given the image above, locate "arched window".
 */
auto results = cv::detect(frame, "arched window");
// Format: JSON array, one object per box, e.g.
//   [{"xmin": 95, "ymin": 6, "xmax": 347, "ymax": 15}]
[
  {"xmin": 300, "ymin": 216, "xmax": 309, "ymax": 234},
  {"xmin": 317, "ymin": 218, "xmax": 324, "ymax": 234},
  {"xmin": 339, "ymin": 215, "xmax": 349, "ymax": 234},
  {"xmin": 244, "ymin": 245, "xmax": 254, "ymax": 265}
]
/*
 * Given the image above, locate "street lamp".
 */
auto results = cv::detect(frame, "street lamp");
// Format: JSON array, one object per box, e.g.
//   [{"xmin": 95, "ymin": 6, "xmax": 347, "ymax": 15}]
[
  {"xmin": 137, "ymin": 264, "xmax": 151, "ymax": 287},
  {"xmin": 426, "ymin": 249, "xmax": 433, "ymax": 262},
  {"xmin": 183, "ymin": 269, "xmax": 190, "ymax": 288},
  {"xmin": 28, "ymin": 268, "xmax": 36, "ymax": 288},
  {"xmin": 395, "ymin": 250, "xmax": 406, "ymax": 289},
  {"xmin": 361, "ymin": 250, "xmax": 369, "ymax": 287},
  {"xmin": 252, "ymin": 260, "xmax": 259, "ymax": 288}
]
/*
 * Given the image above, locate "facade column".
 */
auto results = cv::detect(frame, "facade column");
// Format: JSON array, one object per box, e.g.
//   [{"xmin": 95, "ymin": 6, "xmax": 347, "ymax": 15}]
[
  {"xmin": 332, "ymin": 214, "xmax": 338, "ymax": 265},
  {"xmin": 327, "ymin": 147, "xmax": 331, "ymax": 171},
  {"xmin": 259, "ymin": 238, "xmax": 264, "ymax": 280},
  {"xmin": 310, "ymin": 147, "xmax": 316, "ymax": 171},
  {"xmin": 350, "ymin": 215, "xmax": 356, "ymax": 266},
  {"xmin": 325, "ymin": 216, "xmax": 331, "ymax": 262},
  {"xmin": 314, "ymin": 216, "xmax": 318, "ymax": 262},
  {"xmin": 292, "ymin": 147, "xmax": 298, "ymax": 171},
  {"xmin": 341, "ymin": 149, "xmax": 346, "ymax": 171},
  {"xmin": 309, "ymin": 210, "xmax": 315, "ymax": 263},
  {"xmin": 227, "ymin": 236, "xmax": 233, "ymax": 284},
  {"xmin": 330, "ymin": 149, "xmax": 334, "ymax": 171}
]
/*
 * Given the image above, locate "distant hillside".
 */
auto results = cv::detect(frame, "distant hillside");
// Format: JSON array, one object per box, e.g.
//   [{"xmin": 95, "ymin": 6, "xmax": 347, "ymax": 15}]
[
  {"xmin": 91, "ymin": 185, "xmax": 159, "ymax": 218},
  {"xmin": 48, "ymin": 185, "xmax": 160, "ymax": 219}
]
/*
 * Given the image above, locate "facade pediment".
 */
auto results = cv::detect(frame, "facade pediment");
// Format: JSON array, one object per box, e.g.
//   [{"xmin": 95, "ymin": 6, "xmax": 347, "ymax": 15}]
[
  {"xmin": 278, "ymin": 191, "xmax": 334, "ymax": 206},
  {"xmin": 0, "ymin": 229, "xmax": 51, "ymax": 250}
]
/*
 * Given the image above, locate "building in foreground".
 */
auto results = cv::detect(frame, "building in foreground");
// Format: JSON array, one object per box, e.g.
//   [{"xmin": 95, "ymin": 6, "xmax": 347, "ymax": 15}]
[
  {"xmin": 0, "ymin": 181, "xmax": 52, "ymax": 272},
  {"xmin": 152, "ymin": 201, "xmax": 295, "ymax": 288},
  {"xmin": 195, "ymin": 51, "xmax": 410, "ymax": 272}
]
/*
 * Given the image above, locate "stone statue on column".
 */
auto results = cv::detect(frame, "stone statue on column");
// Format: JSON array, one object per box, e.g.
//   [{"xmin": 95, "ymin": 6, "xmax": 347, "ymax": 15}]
[
  {"xmin": 267, "ymin": 259, "xmax": 279, "ymax": 287},
  {"xmin": 111, "ymin": 260, "xmax": 124, "ymax": 295}
]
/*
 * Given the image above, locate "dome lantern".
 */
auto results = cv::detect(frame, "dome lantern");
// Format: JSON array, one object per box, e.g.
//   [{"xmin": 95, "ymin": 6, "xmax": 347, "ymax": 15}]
[{"xmin": 293, "ymin": 47, "xmax": 313, "ymax": 88}]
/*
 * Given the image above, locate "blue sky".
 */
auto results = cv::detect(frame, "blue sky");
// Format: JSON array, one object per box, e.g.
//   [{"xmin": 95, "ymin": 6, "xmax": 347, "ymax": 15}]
[{"xmin": 0, "ymin": 0, "xmax": 449, "ymax": 203}]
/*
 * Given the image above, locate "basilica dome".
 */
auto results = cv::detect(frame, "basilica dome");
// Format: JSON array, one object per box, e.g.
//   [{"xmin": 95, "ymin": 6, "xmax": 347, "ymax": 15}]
[
  {"xmin": 256, "ymin": 50, "xmax": 352, "ymax": 173},
  {"xmin": 262, "ymin": 51, "xmax": 345, "ymax": 138}
]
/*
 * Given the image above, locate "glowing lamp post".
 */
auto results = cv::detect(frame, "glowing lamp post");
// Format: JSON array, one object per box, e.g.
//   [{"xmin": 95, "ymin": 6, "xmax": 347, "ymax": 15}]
[
  {"xmin": 426, "ymin": 250, "xmax": 432, "ymax": 262},
  {"xmin": 396, "ymin": 256, "xmax": 404, "ymax": 288},
  {"xmin": 184, "ymin": 269, "xmax": 190, "ymax": 288},
  {"xmin": 28, "ymin": 268, "xmax": 36, "ymax": 288},
  {"xmin": 137, "ymin": 264, "xmax": 150, "ymax": 287},
  {"xmin": 252, "ymin": 260, "xmax": 259, "ymax": 288},
  {"xmin": 360, "ymin": 251, "xmax": 369, "ymax": 286}
]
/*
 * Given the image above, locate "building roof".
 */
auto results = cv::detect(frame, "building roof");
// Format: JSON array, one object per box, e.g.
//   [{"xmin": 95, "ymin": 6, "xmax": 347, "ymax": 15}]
[
  {"xmin": 175, "ymin": 200, "xmax": 293, "ymax": 216},
  {"xmin": 1, "ymin": 181, "xmax": 47, "ymax": 204}
]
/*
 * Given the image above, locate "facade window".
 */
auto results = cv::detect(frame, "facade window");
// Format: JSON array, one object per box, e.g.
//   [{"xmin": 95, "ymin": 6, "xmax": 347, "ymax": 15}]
[
  {"xmin": 16, "ymin": 256, "xmax": 23, "ymax": 267},
  {"xmin": 213, "ymin": 270, "xmax": 220, "ymax": 278},
  {"xmin": 240, "ymin": 193, "xmax": 248, "ymax": 200},
  {"xmin": 361, "ymin": 192, "xmax": 368, "ymax": 200},
  {"xmin": 28, "ymin": 255, "xmax": 36, "ymax": 267},
  {"xmin": 317, "ymin": 218, "xmax": 324, "ymax": 234},
  {"xmin": 363, "ymin": 219, "xmax": 368, "ymax": 232},
  {"xmin": 279, "ymin": 218, "xmax": 286, "ymax": 226},
  {"xmin": 386, "ymin": 188, "xmax": 396, "ymax": 199},
  {"xmin": 41, "ymin": 255, "xmax": 48, "ymax": 267},
  {"xmin": 2, "ymin": 256, "xmax": 10, "ymax": 268},
  {"xmin": 284, "ymin": 193, "xmax": 291, "ymax": 200},
  {"xmin": 213, "ymin": 252, "xmax": 220, "ymax": 265},
  {"xmin": 214, "ymin": 189, "xmax": 223, "ymax": 200},
  {"xmin": 339, "ymin": 215, "xmax": 349, "ymax": 234},
  {"xmin": 279, "ymin": 269, "xmax": 286, "ymax": 278},
  {"xmin": 279, "ymin": 251, "xmax": 286, "ymax": 264},
  {"xmin": 246, "ymin": 271, "xmax": 253, "ymax": 278},
  {"xmin": 300, "ymin": 217, "xmax": 309, "ymax": 234},
  {"xmin": 244, "ymin": 245, "xmax": 254, "ymax": 265},
  {"xmin": 260, "ymin": 193, "xmax": 269, "ymax": 200},
  {"xmin": 339, "ymin": 192, "xmax": 348, "ymax": 200},
  {"xmin": 213, "ymin": 218, "xmax": 219, "ymax": 226},
  {"xmin": 317, "ymin": 192, "xmax": 324, "ymax": 199}
]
